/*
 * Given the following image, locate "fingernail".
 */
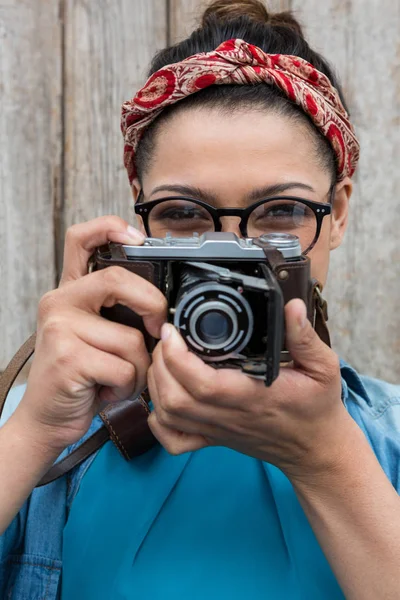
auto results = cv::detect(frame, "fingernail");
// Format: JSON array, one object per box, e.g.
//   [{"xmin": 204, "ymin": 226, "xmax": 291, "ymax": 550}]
[
  {"xmin": 161, "ymin": 323, "xmax": 172, "ymax": 342},
  {"xmin": 126, "ymin": 226, "xmax": 146, "ymax": 243}
]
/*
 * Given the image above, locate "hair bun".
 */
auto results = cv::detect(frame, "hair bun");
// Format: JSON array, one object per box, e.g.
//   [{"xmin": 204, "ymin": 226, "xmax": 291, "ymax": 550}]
[
  {"xmin": 268, "ymin": 11, "xmax": 303, "ymax": 35},
  {"xmin": 202, "ymin": 0, "xmax": 269, "ymax": 26},
  {"xmin": 201, "ymin": 0, "xmax": 304, "ymax": 36}
]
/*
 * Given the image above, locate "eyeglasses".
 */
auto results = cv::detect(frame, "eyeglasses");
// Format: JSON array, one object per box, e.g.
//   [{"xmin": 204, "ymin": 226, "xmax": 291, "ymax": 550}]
[{"xmin": 135, "ymin": 193, "xmax": 333, "ymax": 254}]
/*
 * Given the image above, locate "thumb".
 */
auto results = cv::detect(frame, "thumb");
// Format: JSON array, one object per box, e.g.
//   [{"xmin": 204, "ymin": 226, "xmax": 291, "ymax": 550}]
[
  {"xmin": 161, "ymin": 322, "xmax": 188, "ymax": 351},
  {"xmin": 284, "ymin": 298, "xmax": 332, "ymax": 378}
]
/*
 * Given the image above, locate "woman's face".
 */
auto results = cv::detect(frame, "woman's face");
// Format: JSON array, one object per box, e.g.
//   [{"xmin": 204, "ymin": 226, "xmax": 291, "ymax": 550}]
[{"xmin": 133, "ymin": 109, "xmax": 352, "ymax": 287}]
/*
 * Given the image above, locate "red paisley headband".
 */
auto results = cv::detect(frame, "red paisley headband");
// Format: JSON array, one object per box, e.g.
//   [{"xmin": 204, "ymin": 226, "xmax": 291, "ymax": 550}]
[{"xmin": 121, "ymin": 38, "xmax": 360, "ymax": 185}]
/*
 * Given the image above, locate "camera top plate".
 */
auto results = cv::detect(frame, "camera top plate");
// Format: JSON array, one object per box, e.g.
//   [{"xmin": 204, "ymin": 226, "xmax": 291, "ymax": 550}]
[{"xmin": 122, "ymin": 232, "xmax": 301, "ymax": 261}]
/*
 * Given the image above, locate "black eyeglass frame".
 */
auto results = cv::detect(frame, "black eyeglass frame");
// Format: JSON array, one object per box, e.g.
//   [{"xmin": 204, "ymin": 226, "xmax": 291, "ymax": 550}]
[{"xmin": 135, "ymin": 193, "xmax": 333, "ymax": 254}]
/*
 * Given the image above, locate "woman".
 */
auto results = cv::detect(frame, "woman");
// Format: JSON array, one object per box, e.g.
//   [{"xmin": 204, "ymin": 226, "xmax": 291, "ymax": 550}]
[{"xmin": 1, "ymin": 1, "xmax": 399, "ymax": 598}]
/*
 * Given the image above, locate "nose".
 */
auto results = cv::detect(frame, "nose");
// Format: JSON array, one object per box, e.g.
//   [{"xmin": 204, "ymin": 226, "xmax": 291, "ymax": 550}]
[{"xmin": 219, "ymin": 216, "xmax": 243, "ymax": 238}]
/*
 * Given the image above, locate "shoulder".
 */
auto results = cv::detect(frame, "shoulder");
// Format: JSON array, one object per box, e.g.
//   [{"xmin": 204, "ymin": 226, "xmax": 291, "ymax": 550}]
[
  {"xmin": 0, "ymin": 384, "xmax": 103, "ymax": 507},
  {"xmin": 356, "ymin": 374, "xmax": 400, "ymax": 421},
  {"xmin": 340, "ymin": 360, "xmax": 400, "ymax": 489},
  {"xmin": 341, "ymin": 360, "xmax": 400, "ymax": 424}
]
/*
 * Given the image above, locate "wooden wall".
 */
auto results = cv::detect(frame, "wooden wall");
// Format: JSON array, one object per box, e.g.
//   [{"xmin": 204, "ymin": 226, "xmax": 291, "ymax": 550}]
[{"xmin": 1, "ymin": 0, "xmax": 399, "ymax": 383}]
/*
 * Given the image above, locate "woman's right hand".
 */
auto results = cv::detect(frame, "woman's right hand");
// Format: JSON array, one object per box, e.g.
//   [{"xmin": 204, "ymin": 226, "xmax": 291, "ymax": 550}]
[{"xmin": 14, "ymin": 216, "xmax": 167, "ymax": 453}]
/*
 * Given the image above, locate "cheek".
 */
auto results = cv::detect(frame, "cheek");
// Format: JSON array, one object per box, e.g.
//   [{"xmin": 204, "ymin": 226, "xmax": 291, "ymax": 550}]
[{"xmin": 307, "ymin": 218, "xmax": 331, "ymax": 287}]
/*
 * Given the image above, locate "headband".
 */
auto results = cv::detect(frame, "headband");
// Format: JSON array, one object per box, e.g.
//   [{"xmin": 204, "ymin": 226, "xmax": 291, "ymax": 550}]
[{"xmin": 121, "ymin": 38, "xmax": 360, "ymax": 185}]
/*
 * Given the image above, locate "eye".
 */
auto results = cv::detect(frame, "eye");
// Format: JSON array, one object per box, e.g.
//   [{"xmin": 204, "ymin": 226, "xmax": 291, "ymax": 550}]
[
  {"xmin": 263, "ymin": 204, "xmax": 295, "ymax": 218},
  {"xmin": 247, "ymin": 198, "xmax": 321, "ymax": 253},
  {"xmin": 248, "ymin": 199, "xmax": 318, "ymax": 235},
  {"xmin": 157, "ymin": 204, "xmax": 209, "ymax": 220},
  {"xmin": 148, "ymin": 199, "xmax": 215, "ymax": 236},
  {"xmin": 252, "ymin": 202, "xmax": 299, "ymax": 222}
]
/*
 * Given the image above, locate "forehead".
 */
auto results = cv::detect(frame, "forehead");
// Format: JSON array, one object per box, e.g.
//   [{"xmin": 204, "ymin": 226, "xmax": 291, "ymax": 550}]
[{"xmin": 143, "ymin": 108, "xmax": 330, "ymax": 201}]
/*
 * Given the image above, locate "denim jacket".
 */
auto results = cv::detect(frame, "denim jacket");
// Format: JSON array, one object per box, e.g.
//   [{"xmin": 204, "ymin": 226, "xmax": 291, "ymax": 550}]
[{"xmin": 1, "ymin": 361, "xmax": 400, "ymax": 600}]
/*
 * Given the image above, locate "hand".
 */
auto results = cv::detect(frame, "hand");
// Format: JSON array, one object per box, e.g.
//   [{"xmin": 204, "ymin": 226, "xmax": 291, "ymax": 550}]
[
  {"xmin": 15, "ymin": 216, "xmax": 167, "ymax": 452},
  {"xmin": 147, "ymin": 299, "xmax": 353, "ymax": 479}
]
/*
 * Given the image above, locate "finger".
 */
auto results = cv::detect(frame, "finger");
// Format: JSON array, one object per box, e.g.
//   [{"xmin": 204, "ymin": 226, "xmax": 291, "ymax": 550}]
[
  {"xmin": 148, "ymin": 411, "xmax": 208, "ymax": 456},
  {"xmin": 71, "ymin": 310, "xmax": 150, "ymax": 393},
  {"xmin": 79, "ymin": 345, "xmax": 138, "ymax": 403},
  {"xmin": 158, "ymin": 323, "xmax": 262, "ymax": 405},
  {"xmin": 44, "ymin": 267, "xmax": 167, "ymax": 338},
  {"xmin": 284, "ymin": 299, "xmax": 338, "ymax": 382},
  {"xmin": 60, "ymin": 216, "xmax": 145, "ymax": 284},
  {"xmin": 149, "ymin": 353, "xmax": 224, "ymax": 430}
]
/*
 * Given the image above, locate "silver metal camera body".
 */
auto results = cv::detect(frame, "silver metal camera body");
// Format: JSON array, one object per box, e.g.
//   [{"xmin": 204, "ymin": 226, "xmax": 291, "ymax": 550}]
[{"xmin": 96, "ymin": 232, "xmax": 310, "ymax": 386}]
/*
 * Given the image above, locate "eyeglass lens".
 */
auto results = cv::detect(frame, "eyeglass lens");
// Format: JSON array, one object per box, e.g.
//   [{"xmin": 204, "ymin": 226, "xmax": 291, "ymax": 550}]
[
  {"xmin": 149, "ymin": 199, "xmax": 214, "ymax": 237},
  {"xmin": 247, "ymin": 199, "xmax": 317, "ymax": 252},
  {"xmin": 147, "ymin": 198, "xmax": 318, "ymax": 251}
]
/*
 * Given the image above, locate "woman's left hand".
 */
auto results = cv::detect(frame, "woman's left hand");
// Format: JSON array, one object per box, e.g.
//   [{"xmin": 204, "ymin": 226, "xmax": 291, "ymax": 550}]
[{"xmin": 147, "ymin": 298, "xmax": 355, "ymax": 480}]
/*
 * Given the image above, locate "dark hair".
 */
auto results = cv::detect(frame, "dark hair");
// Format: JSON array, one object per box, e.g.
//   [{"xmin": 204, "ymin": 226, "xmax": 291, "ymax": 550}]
[{"xmin": 136, "ymin": 0, "xmax": 347, "ymax": 187}]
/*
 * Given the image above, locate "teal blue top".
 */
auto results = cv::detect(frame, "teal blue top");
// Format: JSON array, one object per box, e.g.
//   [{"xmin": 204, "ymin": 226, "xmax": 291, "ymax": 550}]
[
  {"xmin": 2, "ymin": 362, "xmax": 400, "ymax": 599},
  {"xmin": 62, "ymin": 442, "xmax": 344, "ymax": 599}
]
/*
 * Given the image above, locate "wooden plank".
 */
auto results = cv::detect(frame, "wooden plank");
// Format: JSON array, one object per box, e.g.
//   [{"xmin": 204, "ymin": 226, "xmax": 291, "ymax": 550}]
[
  {"xmin": 0, "ymin": 1, "xmax": 60, "ymax": 369},
  {"xmin": 62, "ymin": 0, "xmax": 168, "ymax": 268},
  {"xmin": 3, "ymin": 0, "xmax": 395, "ymax": 383},
  {"xmin": 169, "ymin": 0, "xmax": 206, "ymax": 42},
  {"xmin": 290, "ymin": 0, "xmax": 400, "ymax": 382}
]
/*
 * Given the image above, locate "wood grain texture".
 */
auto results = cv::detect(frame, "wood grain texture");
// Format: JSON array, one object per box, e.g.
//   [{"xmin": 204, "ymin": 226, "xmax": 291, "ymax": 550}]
[
  {"xmin": 1, "ymin": 0, "xmax": 399, "ymax": 383},
  {"xmin": 0, "ymin": 0, "xmax": 60, "ymax": 369},
  {"xmin": 62, "ymin": 0, "xmax": 167, "ymax": 269},
  {"xmin": 169, "ymin": 0, "xmax": 206, "ymax": 42},
  {"xmin": 290, "ymin": 0, "xmax": 400, "ymax": 381}
]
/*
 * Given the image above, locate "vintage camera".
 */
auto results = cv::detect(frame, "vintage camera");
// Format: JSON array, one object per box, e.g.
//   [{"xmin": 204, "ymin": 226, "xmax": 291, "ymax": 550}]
[{"xmin": 94, "ymin": 232, "xmax": 315, "ymax": 386}]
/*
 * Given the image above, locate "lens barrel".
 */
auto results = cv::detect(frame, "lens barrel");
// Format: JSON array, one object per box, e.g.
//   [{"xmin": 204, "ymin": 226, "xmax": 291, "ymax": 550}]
[{"xmin": 174, "ymin": 282, "xmax": 254, "ymax": 360}]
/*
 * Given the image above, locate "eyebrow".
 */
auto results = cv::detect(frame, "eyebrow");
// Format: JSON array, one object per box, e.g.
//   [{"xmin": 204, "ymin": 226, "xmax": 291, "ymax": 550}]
[{"xmin": 149, "ymin": 182, "xmax": 316, "ymax": 204}]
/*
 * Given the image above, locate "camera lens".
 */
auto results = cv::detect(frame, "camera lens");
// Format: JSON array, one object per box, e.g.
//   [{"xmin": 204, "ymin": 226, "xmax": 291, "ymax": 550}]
[
  {"xmin": 198, "ymin": 311, "xmax": 231, "ymax": 344},
  {"xmin": 190, "ymin": 302, "xmax": 237, "ymax": 350},
  {"xmin": 174, "ymin": 283, "xmax": 253, "ymax": 360}
]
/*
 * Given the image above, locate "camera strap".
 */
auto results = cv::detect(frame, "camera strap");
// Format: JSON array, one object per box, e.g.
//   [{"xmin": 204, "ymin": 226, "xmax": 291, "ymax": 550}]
[
  {"xmin": 0, "ymin": 334, "xmax": 157, "ymax": 487},
  {"xmin": 0, "ymin": 284, "xmax": 330, "ymax": 487},
  {"xmin": 311, "ymin": 280, "xmax": 331, "ymax": 348},
  {"xmin": 257, "ymin": 242, "xmax": 331, "ymax": 348}
]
